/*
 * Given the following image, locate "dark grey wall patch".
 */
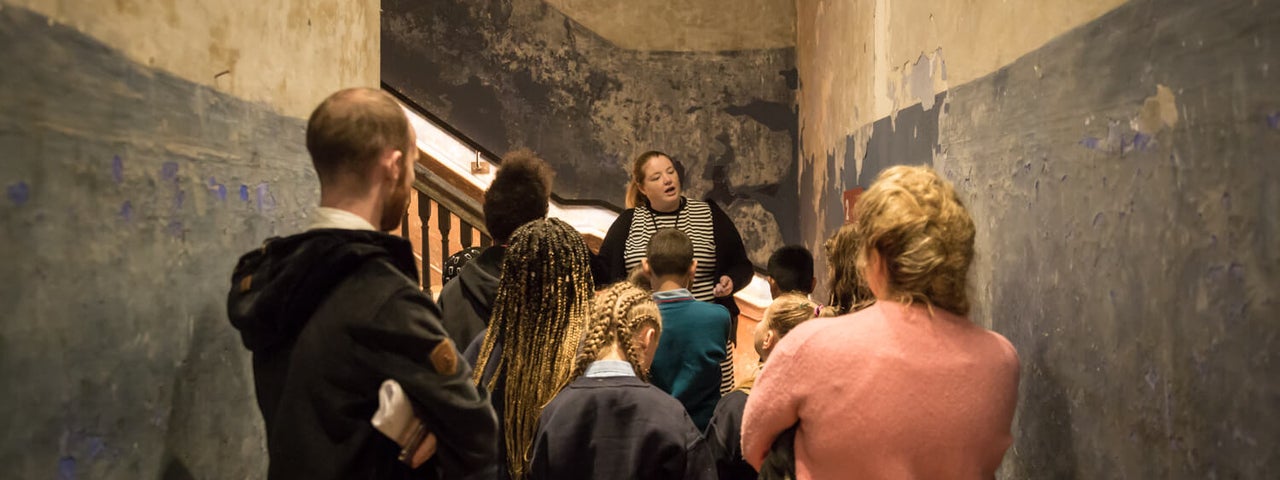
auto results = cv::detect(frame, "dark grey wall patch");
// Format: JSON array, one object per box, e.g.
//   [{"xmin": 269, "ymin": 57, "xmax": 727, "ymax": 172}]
[
  {"xmin": 0, "ymin": 5, "xmax": 317, "ymax": 478},
  {"xmin": 382, "ymin": 0, "xmax": 799, "ymax": 264}
]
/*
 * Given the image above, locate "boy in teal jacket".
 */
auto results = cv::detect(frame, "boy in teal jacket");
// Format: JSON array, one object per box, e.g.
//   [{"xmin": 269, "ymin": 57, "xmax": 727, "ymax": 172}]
[{"xmin": 643, "ymin": 228, "xmax": 732, "ymax": 431}]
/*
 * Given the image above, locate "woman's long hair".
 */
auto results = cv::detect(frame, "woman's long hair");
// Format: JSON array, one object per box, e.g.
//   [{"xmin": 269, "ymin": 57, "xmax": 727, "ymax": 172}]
[
  {"xmin": 472, "ymin": 217, "xmax": 593, "ymax": 479},
  {"xmin": 824, "ymin": 223, "xmax": 875, "ymax": 315}
]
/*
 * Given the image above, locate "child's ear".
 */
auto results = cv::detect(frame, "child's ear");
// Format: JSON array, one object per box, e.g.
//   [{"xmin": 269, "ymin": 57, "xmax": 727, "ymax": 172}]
[
  {"xmin": 688, "ymin": 259, "xmax": 698, "ymax": 277},
  {"xmin": 641, "ymin": 326, "xmax": 658, "ymax": 348},
  {"xmin": 641, "ymin": 259, "xmax": 652, "ymax": 277}
]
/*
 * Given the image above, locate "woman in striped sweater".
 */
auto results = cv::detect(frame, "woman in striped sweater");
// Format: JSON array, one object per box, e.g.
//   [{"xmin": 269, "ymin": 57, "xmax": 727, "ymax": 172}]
[{"xmin": 592, "ymin": 150, "xmax": 755, "ymax": 394}]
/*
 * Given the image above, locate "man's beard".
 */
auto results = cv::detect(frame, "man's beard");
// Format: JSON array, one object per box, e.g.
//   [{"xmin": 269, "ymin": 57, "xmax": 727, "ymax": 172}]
[{"xmin": 379, "ymin": 180, "xmax": 411, "ymax": 232}]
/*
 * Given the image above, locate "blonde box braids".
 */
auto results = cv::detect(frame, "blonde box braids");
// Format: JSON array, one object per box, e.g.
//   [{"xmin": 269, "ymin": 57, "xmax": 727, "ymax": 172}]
[{"xmin": 472, "ymin": 218, "xmax": 593, "ymax": 480}]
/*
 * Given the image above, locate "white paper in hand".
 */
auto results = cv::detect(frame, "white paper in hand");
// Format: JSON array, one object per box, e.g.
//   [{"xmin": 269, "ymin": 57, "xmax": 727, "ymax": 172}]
[{"xmin": 371, "ymin": 379, "xmax": 433, "ymax": 466}]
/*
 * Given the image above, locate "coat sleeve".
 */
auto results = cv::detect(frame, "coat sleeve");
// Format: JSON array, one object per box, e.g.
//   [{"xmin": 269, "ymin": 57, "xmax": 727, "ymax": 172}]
[
  {"xmin": 684, "ymin": 419, "xmax": 719, "ymax": 480},
  {"xmin": 591, "ymin": 209, "xmax": 635, "ymax": 287},
  {"xmin": 740, "ymin": 327, "xmax": 814, "ymax": 469},
  {"xmin": 349, "ymin": 286, "xmax": 499, "ymax": 476},
  {"xmin": 704, "ymin": 392, "xmax": 745, "ymax": 480},
  {"xmin": 707, "ymin": 201, "xmax": 754, "ymax": 295},
  {"xmin": 528, "ymin": 410, "xmax": 553, "ymax": 480}
]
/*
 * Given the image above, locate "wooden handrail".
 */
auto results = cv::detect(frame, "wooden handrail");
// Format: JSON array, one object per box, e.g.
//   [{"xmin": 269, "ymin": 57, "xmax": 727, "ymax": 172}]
[
  {"xmin": 413, "ymin": 162, "xmax": 485, "ymax": 238},
  {"xmin": 408, "ymin": 146, "xmax": 607, "ymax": 291}
]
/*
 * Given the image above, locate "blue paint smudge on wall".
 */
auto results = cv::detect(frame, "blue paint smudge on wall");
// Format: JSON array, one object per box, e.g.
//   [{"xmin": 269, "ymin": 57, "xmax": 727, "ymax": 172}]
[
  {"xmin": 86, "ymin": 436, "xmax": 105, "ymax": 459},
  {"xmin": 1228, "ymin": 262, "xmax": 1245, "ymax": 280},
  {"xmin": 111, "ymin": 155, "xmax": 124, "ymax": 183},
  {"xmin": 119, "ymin": 201, "xmax": 133, "ymax": 222},
  {"xmin": 239, "ymin": 185, "xmax": 250, "ymax": 201},
  {"xmin": 160, "ymin": 162, "xmax": 179, "ymax": 181},
  {"xmin": 174, "ymin": 189, "xmax": 185, "ymax": 210},
  {"xmin": 167, "ymin": 220, "xmax": 184, "ymax": 238},
  {"xmin": 58, "ymin": 456, "xmax": 75, "ymax": 480},
  {"xmin": 1267, "ymin": 111, "xmax": 1280, "ymax": 129},
  {"xmin": 207, "ymin": 177, "xmax": 227, "ymax": 201},
  {"xmin": 1132, "ymin": 132, "xmax": 1153, "ymax": 151},
  {"xmin": 256, "ymin": 182, "xmax": 276, "ymax": 211},
  {"xmin": 1079, "ymin": 137, "xmax": 1101, "ymax": 149},
  {"xmin": 6, "ymin": 181, "xmax": 30, "ymax": 205}
]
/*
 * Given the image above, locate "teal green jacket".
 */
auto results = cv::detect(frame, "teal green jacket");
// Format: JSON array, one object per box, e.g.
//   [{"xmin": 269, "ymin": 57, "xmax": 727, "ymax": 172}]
[{"xmin": 649, "ymin": 288, "xmax": 732, "ymax": 431}]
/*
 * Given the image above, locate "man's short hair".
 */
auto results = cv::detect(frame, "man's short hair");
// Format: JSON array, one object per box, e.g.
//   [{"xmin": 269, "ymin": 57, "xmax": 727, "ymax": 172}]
[
  {"xmin": 768, "ymin": 245, "xmax": 815, "ymax": 295},
  {"xmin": 483, "ymin": 149, "xmax": 554, "ymax": 243},
  {"xmin": 646, "ymin": 228, "xmax": 693, "ymax": 277},
  {"xmin": 305, "ymin": 88, "xmax": 411, "ymax": 182}
]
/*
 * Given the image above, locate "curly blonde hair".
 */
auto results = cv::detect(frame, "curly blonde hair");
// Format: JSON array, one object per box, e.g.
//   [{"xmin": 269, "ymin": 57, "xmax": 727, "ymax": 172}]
[
  {"xmin": 854, "ymin": 165, "xmax": 975, "ymax": 315},
  {"xmin": 824, "ymin": 224, "xmax": 875, "ymax": 315}
]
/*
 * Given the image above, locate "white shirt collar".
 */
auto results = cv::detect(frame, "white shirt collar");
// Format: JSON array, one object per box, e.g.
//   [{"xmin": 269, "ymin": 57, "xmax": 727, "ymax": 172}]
[{"xmin": 308, "ymin": 207, "xmax": 378, "ymax": 232}]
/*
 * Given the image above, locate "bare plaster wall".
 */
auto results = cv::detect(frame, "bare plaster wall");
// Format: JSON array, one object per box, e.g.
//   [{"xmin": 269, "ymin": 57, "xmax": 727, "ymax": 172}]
[
  {"xmin": 12, "ymin": 0, "xmax": 380, "ymax": 118},
  {"xmin": 796, "ymin": 0, "xmax": 1280, "ymax": 477},
  {"xmin": 0, "ymin": 1, "xmax": 379, "ymax": 477}
]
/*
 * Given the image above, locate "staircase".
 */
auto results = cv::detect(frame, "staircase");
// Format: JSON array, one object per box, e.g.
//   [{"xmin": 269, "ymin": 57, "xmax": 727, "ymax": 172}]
[{"xmin": 387, "ymin": 86, "xmax": 769, "ymax": 382}]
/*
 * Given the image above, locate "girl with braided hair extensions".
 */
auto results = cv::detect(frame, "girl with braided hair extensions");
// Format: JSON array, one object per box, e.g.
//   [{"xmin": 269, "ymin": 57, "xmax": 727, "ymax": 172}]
[
  {"xmin": 462, "ymin": 217, "xmax": 593, "ymax": 480},
  {"xmin": 741, "ymin": 166, "xmax": 1020, "ymax": 479},
  {"xmin": 529, "ymin": 283, "xmax": 716, "ymax": 480}
]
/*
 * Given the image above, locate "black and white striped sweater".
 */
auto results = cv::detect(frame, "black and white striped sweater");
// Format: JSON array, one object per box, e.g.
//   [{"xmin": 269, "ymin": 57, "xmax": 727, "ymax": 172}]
[
  {"xmin": 592, "ymin": 197, "xmax": 755, "ymax": 395},
  {"xmin": 593, "ymin": 197, "xmax": 754, "ymax": 305}
]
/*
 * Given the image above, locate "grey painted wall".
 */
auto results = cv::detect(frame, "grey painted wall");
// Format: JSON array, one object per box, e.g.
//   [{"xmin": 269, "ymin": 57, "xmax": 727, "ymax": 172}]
[
  {"xmin": 799, "ymin": 0, "xmax": 1279, "ymax": 476},
  {"xmin": 382, "ymin": 0, "xmax": 800, "ymax": 264},
  {"xmin": 0, "ymin": 6, "xmax": 316, "ymax": 478}
]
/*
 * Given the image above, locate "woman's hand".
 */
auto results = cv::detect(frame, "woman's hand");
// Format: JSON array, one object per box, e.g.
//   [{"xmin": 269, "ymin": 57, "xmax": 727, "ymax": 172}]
[{"xmin": 713, "ymin": 275, "xmax": 734, "ymax": 297}]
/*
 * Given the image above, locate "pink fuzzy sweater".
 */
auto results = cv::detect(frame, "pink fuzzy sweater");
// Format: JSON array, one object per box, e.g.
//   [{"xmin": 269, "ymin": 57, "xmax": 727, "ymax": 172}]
[{"xmin": 741, "ymin": 301, "xmax": 1020, "ymax": 479}]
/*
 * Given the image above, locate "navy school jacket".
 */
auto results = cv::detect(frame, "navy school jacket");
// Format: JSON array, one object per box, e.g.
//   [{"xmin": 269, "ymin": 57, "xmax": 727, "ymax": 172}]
[{"xmin": 530, "ymin": 374, "xmax": 717, "ymax": 480}]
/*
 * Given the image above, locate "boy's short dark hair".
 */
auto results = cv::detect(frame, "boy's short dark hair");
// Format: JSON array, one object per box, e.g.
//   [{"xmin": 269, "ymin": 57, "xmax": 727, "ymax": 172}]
[
  {"xmin": 483, "ymin": 149, "xmax": 554, "ymax": 243},
  {"xmin": 645, "ymin": 229, "xmax": 693, "ymax": 278},
  {"xmin": 767, "ymin": 245, "xmax": 815, "ymax": 295}
]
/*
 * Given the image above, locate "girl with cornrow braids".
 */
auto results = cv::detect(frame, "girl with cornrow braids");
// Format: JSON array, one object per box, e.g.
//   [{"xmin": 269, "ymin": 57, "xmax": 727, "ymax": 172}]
[
  {"xmin": 528, "ymin": 283, "xmax": 717, "ymax": 480},
  {"xmin": 462, "ymin": 217, "xmax": 593, "ymax": 480},
  {"xmin": 742, "ymin": 166, "xmax": 1021, "ymax": 479}
]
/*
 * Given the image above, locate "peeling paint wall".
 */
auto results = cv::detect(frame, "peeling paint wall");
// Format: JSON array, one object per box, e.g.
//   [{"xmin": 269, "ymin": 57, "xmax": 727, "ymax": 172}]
[
  {"xmin": 543, "ymin": 0, "xmax": 796, "ymax": 51},
  {"xmin": 0, "ymin": 2, "xmax": 378, "ymax": 477},
  {"xmin": 798, "ymin": 0, "xmax": 1279, "ymax": 477},
  {"xmin": 382, "ymin": 0, "xmax": 799, "ymax": 264}
]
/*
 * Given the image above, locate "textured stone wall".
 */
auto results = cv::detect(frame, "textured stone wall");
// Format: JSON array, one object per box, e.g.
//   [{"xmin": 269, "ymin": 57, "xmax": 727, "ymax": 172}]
[
  {"xmin": 0, "ymin": 1, "xmax": 377, "ymax": 477},
  {"xmin": 797, "ymin": 0, "xmax": 1279, "ymax": 477},
  {"xmin": 382, "ymin": 0, "xmax": 799, "ymax": 264}
]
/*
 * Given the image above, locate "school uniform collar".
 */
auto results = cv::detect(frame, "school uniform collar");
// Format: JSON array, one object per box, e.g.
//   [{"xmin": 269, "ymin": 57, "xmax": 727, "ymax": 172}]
[
  {"xmin": 583, "ymin": 360, "xmax": 637, "ymax": 378},
  {"xmin": 652, "ymin": 288, "xmax": 695, "ymax": 304}
]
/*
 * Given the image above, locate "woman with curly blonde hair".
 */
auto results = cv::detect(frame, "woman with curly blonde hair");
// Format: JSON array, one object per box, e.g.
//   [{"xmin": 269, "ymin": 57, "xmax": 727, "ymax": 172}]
[{"xmin": 741, "ymin": 166, "xmax": 1021, "ymax": 479}]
